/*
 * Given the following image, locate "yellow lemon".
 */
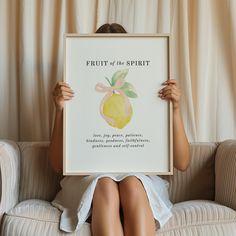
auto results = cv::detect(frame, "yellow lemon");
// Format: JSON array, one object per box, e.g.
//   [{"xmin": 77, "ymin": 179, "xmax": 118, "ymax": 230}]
[{"xmin": 102, "ymin": 93, "xmax": 132, "ymax": 129}]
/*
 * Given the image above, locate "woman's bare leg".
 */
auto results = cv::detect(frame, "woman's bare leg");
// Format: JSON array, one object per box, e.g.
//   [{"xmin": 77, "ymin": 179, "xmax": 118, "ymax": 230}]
[
  {"xmin": 91, "ymin": 177, "xmax": 124, "ymax": 236},
  {"xmin": 119, "ymin": 176, "xmax": 156, "ymax": 236}
]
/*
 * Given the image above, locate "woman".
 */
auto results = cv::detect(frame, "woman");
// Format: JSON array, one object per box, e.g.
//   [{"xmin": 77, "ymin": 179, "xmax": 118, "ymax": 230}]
[{"xmin": 49, "ymin": 23, "xmax": 190, "ymax": 236}]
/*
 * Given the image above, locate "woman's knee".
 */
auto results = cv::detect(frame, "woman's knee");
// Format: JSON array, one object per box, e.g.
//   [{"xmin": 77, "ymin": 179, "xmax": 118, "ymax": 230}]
[
  {"xmin": 119, "ymin": 176, "xmax": 146, "ymax": 206},
  {"xmin": 93, "ymin": 177, "xmax": 119, "ymax": 205}
]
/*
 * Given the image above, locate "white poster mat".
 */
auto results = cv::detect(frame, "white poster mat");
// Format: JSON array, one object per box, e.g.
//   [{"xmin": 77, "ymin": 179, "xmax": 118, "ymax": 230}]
[{"xmin": 64, "ymin": 34, "xmax": 173, "ymax": 175}]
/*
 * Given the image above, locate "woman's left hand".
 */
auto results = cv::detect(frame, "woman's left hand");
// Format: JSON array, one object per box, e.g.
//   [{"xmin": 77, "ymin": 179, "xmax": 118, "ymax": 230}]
[{"xmin": 158, "ymin": 79, "xmax": 181, "ymax": 110}]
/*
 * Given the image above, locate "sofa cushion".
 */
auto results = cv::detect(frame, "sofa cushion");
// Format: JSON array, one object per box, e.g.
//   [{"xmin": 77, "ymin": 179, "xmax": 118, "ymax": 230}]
[
  {"xmin": 157, "ymin": 200, "xmax": 236, "ymax": 235},
  {"xmin": 2, "ymin": 199, "xmax": 236, "ymax": 236},
  {"xmin": 1, "ymin": 200, "xmax": 90, "ymax": 236}
]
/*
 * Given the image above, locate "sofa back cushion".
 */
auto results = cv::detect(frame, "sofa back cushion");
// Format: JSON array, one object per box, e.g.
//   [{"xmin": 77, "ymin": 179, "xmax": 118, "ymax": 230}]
[
  {"xmin": 162, "ymin": 142, "xmax": 218, "ymax": 203},
  {"xmin": 18, "ymin": 142, "xmax": 218, "ymax": 203},
  {"xmin": 18, "ymin": 142, "xmax": 62, "ymax": 202}
]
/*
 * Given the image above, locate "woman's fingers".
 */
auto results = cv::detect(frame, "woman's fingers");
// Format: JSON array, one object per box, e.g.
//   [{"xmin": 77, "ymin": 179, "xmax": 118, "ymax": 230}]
[
  {"xmin": 53, "ymin": 88, "xmax": 73, "ymax": 97},
  {"xmin": 52, "ymin": 81, "xmax": 75, "ymax": 111},
  {"xmin": 54, "ymin": 81, "xmax": 72, "ymax": 91},
  {"xmin": 159, "ymin": 88, "xmax": 180, "ymax": 104},
  {"xmin": 160, "ymin": 90, "xmax": 180, "ymax": 98},
  {"xmin": 159, "ymin": 85, "xmax": 180, "ymax": 95},
  {"xmin": 159, "ymin": 79, "xmax": 181, "ymax": 109},
  {"xmin": 58, "ymin": 91, "xmax": 74, "ymax": 97},
  {"xmin": 57, "ymin": 95, "xmax": 73, "ymax": 101},
  {"xmin": 57, "ymin": 81, "xmax": 70, "ymax": 88},
  {"xmin": 162, "ymin": 79, "xmax": 177, "ymax": 85},
  {"xmin": 159, "ymin": 85, "xmax": 178, "ymax": 93},
  {"xmin": 53, "ymin": 82, "xmax": 74, "ymax": 97},
  {"xmin": 60, "ymin": 86, "xmax": 74, "ymax": 94},
  {"xmin": 160, "ymin": 92, "xmax": 179, "ymax": 101}
]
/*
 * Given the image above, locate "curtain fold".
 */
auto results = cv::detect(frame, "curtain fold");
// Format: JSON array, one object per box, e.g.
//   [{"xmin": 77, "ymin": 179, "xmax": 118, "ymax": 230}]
[
  {"xmin": 0, "ymin": 0, "xmax": 235, "ymax": 142},
  {"xmin": 171, "ymin": 0, "xmax": 236, "ymax": 141}
]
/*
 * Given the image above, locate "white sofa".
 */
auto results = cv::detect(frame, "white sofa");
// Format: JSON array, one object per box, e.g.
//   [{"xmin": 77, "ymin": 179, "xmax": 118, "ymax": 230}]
[{"xmin": 0, "ymin": 140, "xmax": 236, "ymax": 235}]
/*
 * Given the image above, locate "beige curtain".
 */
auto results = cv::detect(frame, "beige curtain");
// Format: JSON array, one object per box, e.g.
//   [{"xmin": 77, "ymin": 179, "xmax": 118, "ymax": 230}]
[
  {"xmin": 171, "ymin": 0, "xmax": 236, "ymax": 141},
  {"xmin": 0, "ymin": 0, "xmax": 235, "ymax": 142}
]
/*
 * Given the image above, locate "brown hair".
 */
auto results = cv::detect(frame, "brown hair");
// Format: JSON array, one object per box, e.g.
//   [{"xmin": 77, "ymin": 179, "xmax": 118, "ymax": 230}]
[{"xmin": 95, "ymin": 23, "xmax": 127, "ymax": 33}]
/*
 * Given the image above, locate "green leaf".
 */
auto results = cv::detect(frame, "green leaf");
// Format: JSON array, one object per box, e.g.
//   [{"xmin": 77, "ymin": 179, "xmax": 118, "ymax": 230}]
[
  {"xmin": 120, "ymin": 82, "xmax": 138, "ymax": 98},
  {"xmin": 105, "ymin": 77, "xmax": 112, "ymax": 86},
  {"xmin": 120, "ymin": 82, "xmax": 135, "ymax": 91},
  {"xmin": 124, "ymin": 90, "xmax": 138, "ymax": 98},
  {"xmin": 111, "ymin": 69, "xmax": 129, "ymax": 86}
]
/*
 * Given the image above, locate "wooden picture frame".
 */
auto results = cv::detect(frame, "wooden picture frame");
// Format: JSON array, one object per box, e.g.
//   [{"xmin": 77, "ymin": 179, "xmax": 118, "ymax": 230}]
[{"xmin": 63, "ymin": 34, "xmax": 173, "ymax": 175}]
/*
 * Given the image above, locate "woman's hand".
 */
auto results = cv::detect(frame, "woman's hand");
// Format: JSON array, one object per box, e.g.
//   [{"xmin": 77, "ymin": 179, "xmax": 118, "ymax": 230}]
[
  {"xmin": 158, "ymin": 79, "xmax": 181, "ymax": 110},
  {"xmin": 52, "ymin": 82, "xmax": 74, "ymax": 111}
]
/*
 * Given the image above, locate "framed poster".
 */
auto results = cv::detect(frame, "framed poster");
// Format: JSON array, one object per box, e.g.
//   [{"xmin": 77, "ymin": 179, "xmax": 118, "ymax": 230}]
[{"xmin": 64, "ymin": 34, "xmax": 173, "ymax": 175}]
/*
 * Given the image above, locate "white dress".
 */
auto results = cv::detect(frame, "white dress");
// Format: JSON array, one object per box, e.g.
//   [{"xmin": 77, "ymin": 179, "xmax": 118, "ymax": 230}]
[{"xmin": 52, "ymin": 173, "xmax": 173, "ymax": 233}]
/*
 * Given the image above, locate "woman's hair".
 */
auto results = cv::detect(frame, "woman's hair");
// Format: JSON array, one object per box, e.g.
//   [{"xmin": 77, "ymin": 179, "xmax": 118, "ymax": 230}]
[{"xmin": 95, "ymin": 23, "xmax": 127, "ymax": 33}]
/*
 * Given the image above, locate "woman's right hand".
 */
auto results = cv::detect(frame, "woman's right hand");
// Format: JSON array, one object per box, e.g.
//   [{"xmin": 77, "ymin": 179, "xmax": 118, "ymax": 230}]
[{"xmin": 52, "ymin": 82, "xmax": 74, "ymax": 111}]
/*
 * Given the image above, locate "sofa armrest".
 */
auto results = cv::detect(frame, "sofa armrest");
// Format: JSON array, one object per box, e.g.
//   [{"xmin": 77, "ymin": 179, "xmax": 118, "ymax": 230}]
[
  {"xmin": 0, "ymin": 140, "xmax": 20, "ymax": 222},
  {"xmin": 215, "ymin": 139, "xmax": 236, "ymax": 210}
]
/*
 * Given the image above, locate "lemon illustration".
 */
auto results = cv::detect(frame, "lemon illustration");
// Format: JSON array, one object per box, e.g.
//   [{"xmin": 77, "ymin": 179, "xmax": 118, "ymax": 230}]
[
  {"xmin": 95, "ymin": 69, "xmax": 137, "ymax": 129},
  {"xmin": 103, "ymin": 93, "xmax": 133, "ymax": 129}
]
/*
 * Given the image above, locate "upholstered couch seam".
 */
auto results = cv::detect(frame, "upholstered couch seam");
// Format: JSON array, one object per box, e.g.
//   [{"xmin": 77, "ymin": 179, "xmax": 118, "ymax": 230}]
[
  {"xmin": 158, "ymin": 219, "xmax": 236, "ymax": 233},
  {"xmin": 4, "ymin": 213, "xmax": 60, "ymax": 224},
  {"xmin": 4, "ymin": 213, "xmax": 92, "ymax": 229}
]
